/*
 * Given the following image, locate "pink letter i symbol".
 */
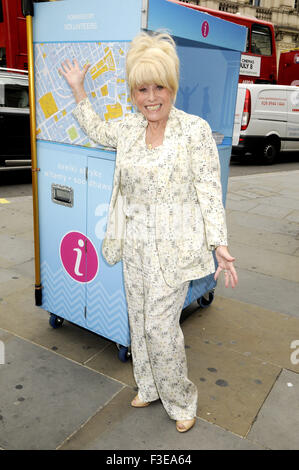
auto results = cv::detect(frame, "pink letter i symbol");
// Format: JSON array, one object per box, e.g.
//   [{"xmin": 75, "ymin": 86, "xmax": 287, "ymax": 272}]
[
  {"xmin": 73, "ymin": 239, "xmax": 84, "ymax": 276},
  {"xmin": 60, "ymin": 231, "xmax": 99, "ymax": 283}
]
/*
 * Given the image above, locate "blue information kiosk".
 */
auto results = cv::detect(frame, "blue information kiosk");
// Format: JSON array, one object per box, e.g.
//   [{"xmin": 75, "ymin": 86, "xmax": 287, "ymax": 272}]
[{"xmin": 28, "ymin": 0, "xmax": 246, "ymax": 360}]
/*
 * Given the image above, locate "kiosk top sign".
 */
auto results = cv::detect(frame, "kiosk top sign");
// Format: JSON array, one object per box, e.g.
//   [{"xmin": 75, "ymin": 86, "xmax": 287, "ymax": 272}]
[{"xmin": 33, "ymin": 0, "xmax": 143, "ymax": 43}]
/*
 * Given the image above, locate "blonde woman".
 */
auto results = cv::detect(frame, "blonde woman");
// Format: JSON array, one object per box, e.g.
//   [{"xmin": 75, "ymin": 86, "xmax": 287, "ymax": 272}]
[{"xmin": 59, "ymin": 31, "xmax": 238, "ymax": 433}]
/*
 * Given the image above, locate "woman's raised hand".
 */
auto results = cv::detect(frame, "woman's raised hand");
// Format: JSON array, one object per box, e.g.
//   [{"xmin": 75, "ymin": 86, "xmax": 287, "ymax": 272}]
[{"xmin": 59, "ymin": 58, "xmax": 90, "ymax": 103}]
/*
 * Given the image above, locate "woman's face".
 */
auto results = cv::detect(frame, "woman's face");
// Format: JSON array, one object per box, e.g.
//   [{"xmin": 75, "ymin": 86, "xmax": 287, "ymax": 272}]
[{"xmin": 132, "ymin": 84, "xmax": 173, "ymax": 124}]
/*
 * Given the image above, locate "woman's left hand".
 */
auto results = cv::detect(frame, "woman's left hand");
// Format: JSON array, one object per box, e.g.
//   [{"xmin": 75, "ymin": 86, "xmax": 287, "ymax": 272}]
[{"xmin": 214, "ymin": 246, "xmax": 238, "ymax": 288}]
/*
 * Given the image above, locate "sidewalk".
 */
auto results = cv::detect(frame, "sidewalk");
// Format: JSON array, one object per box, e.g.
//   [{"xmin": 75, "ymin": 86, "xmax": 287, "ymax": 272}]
[{"xmin": 0, "ymin": 170, "xmax": 299, "ymax": 450}]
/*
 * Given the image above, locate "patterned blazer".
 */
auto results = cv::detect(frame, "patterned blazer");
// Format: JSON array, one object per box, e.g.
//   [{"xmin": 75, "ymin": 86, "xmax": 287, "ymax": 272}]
[{"xmin": 73, "ymin": 98, "xmax": 228, "ymax": 287}]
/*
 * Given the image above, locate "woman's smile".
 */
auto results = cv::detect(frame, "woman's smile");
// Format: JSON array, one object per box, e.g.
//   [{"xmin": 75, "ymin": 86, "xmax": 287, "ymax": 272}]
[{"xmin": 145, "ymin": 104, "xmax": 162, "ymax": 111}]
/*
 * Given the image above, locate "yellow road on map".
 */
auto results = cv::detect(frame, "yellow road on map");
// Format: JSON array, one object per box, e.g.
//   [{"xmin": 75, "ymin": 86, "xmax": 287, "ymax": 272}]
[
  {"xmin": 104, "ymin": 102, "xmax": 123, "ymax": 121},
  {"xmin": 90, "ymin": 50, "xmax": 116, "ymax": 81}
]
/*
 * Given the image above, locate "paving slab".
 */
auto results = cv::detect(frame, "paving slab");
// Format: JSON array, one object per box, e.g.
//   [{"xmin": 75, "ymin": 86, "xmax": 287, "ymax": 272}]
[
  {"xmin": 182, "ymin": 303, "xmax": 282, "ymax": 436},
  {"xmin": 0, "ymin": 204, "xmax": 34, "ymax": 235},
  {"xmin": 184, "ymin": 296, "xmax": 299, "ymax": 373},
  {"xmin": 286, "ymin": 210, "xmax": 299, "ymax": 224},
  {"xmin": 7, "ymin": 196, "xmax": 33, "ymax": 215},
  {"xmin": 227, "ymin": 222, "xmax": 298, "ymax": 256},
  {"xmin": 252, "ymin": 195, "xmax": 299, "ymax": 211},
  {"xmin": 248, "ymin": 369, "xmax": 299, "ymax": 450},
  {"xmin": 247, "ymin": 203, "xmax": 293, "ymax": 219},
  {"xmin": 9, "ymin": 257, "xmax": 35, "ymax": 280},
  {"xmin": 0, "ymin": 268, "xmax": 31, "ymax": 297},
  {"xmin": 229, "ymin": 241, "xmax": 299, "ymax": 283},
  {"xmin": 0, "ymin": 285, "xmax": 111, "ymax": 365},
  {"xmin": 187, "ymin": 344, "xmax": 279, "ymax": 437},
  {"xmin": 0, "ymin": 232, "xmax": 34, "ymax": 267},
  {"xmin": 226, "ymin": 207, "xmax": 299, "ymax": 238},
  {"xmin": 228, "ymin": 170, "xmax": 299, "ymax": 186},
  {"xmin": 280, "ymin": 188, "xmax": 299, "ymax": 200},
  {"xmin": 215, "ymin": 267, "xmax": 299, "ymax": 319},
  {"xmin": 85, "ymin": 342, "xmax": 136, "ymax": 387},
  {"xmin": 224, "ymin": 197, "xmax": 260, "ymax": 211},
  {"xmin": 0, "ymin": 333, "xmax": 124, "ymax": 450},
  {"xmin": 59, "ymin": 387, "xmax": 262, "ymax": 450}
]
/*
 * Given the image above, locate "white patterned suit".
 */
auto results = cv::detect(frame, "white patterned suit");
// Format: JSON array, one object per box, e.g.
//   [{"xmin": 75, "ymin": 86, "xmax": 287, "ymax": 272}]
[{"xmin": 73, "ymin": 98, "xmax": 227, "ymax": 420}]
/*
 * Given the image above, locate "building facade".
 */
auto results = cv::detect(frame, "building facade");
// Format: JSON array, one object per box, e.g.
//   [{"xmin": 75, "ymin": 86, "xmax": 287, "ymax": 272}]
[{"xmin": 180, "ymin": 0, "xmax": 299, "ymax": 57}]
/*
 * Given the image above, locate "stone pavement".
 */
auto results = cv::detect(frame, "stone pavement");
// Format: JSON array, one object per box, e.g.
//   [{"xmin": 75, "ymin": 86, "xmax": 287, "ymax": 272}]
[{"xmin": 0, "ymin": 170, "xmax": 299, "ymax": 450}]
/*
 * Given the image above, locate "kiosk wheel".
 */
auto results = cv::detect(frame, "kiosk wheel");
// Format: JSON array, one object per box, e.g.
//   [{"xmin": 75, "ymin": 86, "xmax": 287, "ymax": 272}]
[
  {"xmin": 197, "ymin": 290, "xmax": 214, "ymax": 308},
  {"xmin": 116, "ymin": 344, "xmax": 131, "ymax": 362},
  {"xmin": 49, "ymin": 313, "xmax": 64, "ymax": 329}
]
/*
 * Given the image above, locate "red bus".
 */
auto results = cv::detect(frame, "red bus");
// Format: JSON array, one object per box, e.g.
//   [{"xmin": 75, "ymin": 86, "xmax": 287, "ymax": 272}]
[
  {"xmin": 171, "ymin": 1, "xmax": 277, "ymax": 84},
  {"xmin": 278, "ymin": 48, "xmax": 299, "ymax": 86},
  {"xmin": 0, "ymin": 0, "xmax": 28, "ymax": 70}
]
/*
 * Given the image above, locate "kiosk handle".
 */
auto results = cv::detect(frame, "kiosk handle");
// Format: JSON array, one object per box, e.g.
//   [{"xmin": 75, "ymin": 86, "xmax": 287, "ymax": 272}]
[{"xmin": 52, "ymin": 185, "xmax": 74, "ymax": 208}]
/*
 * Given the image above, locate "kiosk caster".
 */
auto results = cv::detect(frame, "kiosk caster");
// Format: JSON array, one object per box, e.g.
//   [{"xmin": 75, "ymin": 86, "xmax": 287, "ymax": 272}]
[
  {"xmin": 49, "ymin": 313, "xmax": 64, "ymax": 329},
  {"xmin": 116, "ymin": 344, "xmax": 131, "ymax": 362},
  {"xmin": 197, "ymin": 290, "xmax": 214, "ymax": 308}
]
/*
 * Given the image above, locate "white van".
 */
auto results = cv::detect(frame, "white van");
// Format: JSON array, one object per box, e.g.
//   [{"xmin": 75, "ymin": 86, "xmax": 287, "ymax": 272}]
[{"xmin": 232, "ymin": 84, "xmax": 299, "ymax": 164}]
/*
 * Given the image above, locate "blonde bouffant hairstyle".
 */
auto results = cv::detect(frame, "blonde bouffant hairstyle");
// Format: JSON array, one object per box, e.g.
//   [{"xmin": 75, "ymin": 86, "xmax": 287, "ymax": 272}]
[{"xmin": 126, "ymin": 31, "xmax": 180, "ymax": 103}]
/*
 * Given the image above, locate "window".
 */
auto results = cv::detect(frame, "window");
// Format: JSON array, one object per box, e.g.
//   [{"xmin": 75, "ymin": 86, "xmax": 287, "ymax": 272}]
[
  {"xmin": 219, "ymin": 2, "xmax": 238, "ymax": 13},
  {"xmin": 251, "ymin": 24, "xmax": 272, "ymax": 56},
  {"xmin": 0, "ymin": 84, "xmax": 29, "ymax": 108},
  {"xmin": 245, "ymin": 27, "xmax": 250, "ymax": 52},
  {"xmin": 0, "ymin": 1, "xmax": 3, "ymax": 23}
]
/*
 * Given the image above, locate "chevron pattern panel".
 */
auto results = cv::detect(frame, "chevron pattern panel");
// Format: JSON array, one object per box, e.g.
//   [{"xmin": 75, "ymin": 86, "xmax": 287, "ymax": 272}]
[
  {"xmin": 189, "ymin": 274, "xmax": 216, "ymax": 304},
  {"xmin": 40, "ymin": 261, "xmax": 86, "ymax": 328},
  {"xmin": 183, "ymin": 285, "xmax": 192, "ymax": 309},
  {"xmin": 87, "ymin": 278, "xmax": 130, "ymax": 347},
  {"xmin": 40, "ymin": 260, "xmax": 130, "ymax": 346}
]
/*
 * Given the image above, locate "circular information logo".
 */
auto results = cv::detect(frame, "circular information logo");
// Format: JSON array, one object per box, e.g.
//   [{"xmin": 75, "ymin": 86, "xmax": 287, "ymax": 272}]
[
  {"xmin": 60, "ymin": 231, "xmax": 99, "ymax": 283},
  {"xmin": 202, "ymin": 21, "xmax": 209, "ymax": 38}
]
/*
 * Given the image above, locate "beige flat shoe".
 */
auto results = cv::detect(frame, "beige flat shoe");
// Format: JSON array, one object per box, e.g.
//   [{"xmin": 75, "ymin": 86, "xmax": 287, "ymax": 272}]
[
  {"xmin": 131, "ymin": 395, "xmax": 150, "ymax": 408},
  {"xmin": 176, "ymin": 418, "xmax": 196, "ymax": 433}
]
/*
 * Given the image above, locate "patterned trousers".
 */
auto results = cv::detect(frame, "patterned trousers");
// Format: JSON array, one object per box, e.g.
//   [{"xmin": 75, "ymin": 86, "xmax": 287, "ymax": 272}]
[{"xmin": 122, "ymin": 217, "xmax": 198, "ymax": 420}]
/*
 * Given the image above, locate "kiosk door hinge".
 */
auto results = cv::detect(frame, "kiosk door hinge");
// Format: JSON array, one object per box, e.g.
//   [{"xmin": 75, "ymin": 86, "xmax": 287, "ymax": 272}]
[
  {"xmin": 85, "ymin": 167, "xmax": 88, "ymax": 180},
  {"xmin": 84, "ymin": 306, "xmax": 87, "ymax": 318},
  {"xmin": 84, "ymin": 239, "xmax": 88, "ymax": 253}
]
